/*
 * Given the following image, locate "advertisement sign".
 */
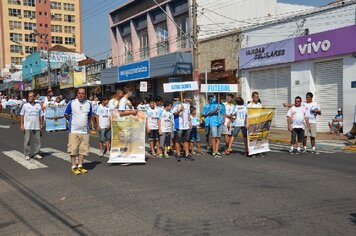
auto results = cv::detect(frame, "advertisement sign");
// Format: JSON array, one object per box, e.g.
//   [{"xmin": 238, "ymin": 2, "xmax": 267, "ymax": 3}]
[
  {"xmin": 73, "ymin": 66, "xmax": 86, "ymax": 87},
  {"xmin": 295, "ymin": 24, "xmax": 356, "ymax": 61},
  {"xmin": 45, "ymin": 106, "xmax": 67, "ymax": 131},
  {"xmin": 239, "ymin": 39, "xmax": 295, "ymax": 69},
  {"xmin": 109, "ymin": 110, "xmax": 146, "ymax": 164},
  {"xmin": 118, "ymin": 59, "xmax": 150, "ymax": 82},
  {"xmin": 59, "ymin": 63, "xmax": 74, "ymax": 89},
  {"xmin": 201, "ymin": 84, "xmax": 238, "ymax": 93},
  {"xmin": 247, "ymin": 108, "xmax": 275, "ymax": 155},
  {"xmin": 86, "ymin": 61, "xmax": 105, "ymax": 84},
  {"xmin": 163, "ymin": 81, "xmax": 199, "ymax": 93},
  {"xmin": 40, "ymin": 51, "xmax": 86, "ymax": 63}
]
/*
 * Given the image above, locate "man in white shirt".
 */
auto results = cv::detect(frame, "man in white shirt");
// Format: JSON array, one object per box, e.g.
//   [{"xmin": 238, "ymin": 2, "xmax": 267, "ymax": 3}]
[
  {"xmin": 108, "ymin": 89, "xmax": 124, "ymax": 110},
  {"xmin": 222, "ymin": 94, "xmax": 235, "ymax": 151},
  {"xmin": 20, "ymin": 92, "xmax": 44, "ymax": 160},
  {"xmin": 302, "ymin": 92, "xmax": 321, "ymax": 154},
  {"xmin": 65, "ymin": 88, "xmax": 93, "ymax": 175},
  {"xmin": 287, "ymin": 96, "xmax": 310, "ymax": 155},
  {"xmin": 95, "ymin": 97, "xmax": 111, "ymax": 157},
  {"xmin": 146, "ymin": 100, "xmax": 162, "ymax": 156},
  {"xmin": 118, "ymin": 87, "xmax": 137, "ymax": 116}
]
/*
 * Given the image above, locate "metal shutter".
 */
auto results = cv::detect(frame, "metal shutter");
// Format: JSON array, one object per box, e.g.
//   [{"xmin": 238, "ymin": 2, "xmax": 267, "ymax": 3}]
[
  {"xmin": 315, "ymin": 59, "xmax": 343, "ymax": 132},
  {"xmin": 249, "ymin": 67, "xmax": 291, "ymax": 128}
]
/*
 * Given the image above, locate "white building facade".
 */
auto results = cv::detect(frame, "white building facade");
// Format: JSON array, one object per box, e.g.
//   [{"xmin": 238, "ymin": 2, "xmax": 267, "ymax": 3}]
[{"xmin": 238, "ymin": 2, "xmax": 356, "ymax": 132}]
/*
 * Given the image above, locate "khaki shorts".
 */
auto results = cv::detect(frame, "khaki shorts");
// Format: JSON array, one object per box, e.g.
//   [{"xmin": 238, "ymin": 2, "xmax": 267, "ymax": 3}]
[
  {"xmin": 67, "ymin": 133, "xmax": 90, "ymax": 156},
  {"xmin": 306, "ymin": 123, "xmax": 317, "ymax": 138}
]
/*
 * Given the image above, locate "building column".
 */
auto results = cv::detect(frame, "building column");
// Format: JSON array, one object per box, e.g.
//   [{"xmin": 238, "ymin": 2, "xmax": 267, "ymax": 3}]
[
  {"xmin": 147, "ymin": 13, "xmax": 157, "ymax": 57},
  {"xmin": 117, "ymin": 28, "xmax": 125, "ymax": 65},
  {"xmin": 166, "ymin": 3, "xmax": 177, "ymax": 52},
  {"xmin": 130, "ymin": 20, "xmax": 140, "ymax": 61}
]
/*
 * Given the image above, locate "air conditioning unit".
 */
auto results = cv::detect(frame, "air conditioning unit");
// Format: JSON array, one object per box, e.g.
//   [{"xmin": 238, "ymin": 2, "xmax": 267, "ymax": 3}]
[
  {"xmin": 18, "ymin": 15, "xmax": 22, "ymax": 19},
  {"xmin": 10, "ymin": 27, "xmax": 14, "ymax": 30},
  {"xmin": 30, "ymin": 16, "xmax": 33, "ymax": 19}
]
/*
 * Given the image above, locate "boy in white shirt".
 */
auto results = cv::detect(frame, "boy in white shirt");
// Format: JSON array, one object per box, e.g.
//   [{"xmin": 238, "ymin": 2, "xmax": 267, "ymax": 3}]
[
  {"xmin": 287, "ymin": 96, "xmax": 310, "ymax": 155},
  {"xmin": 223, "ymin": 94, "xmax": 235, "ymax": 151},
  {"xmin": 189, "ymin": 107, "xmax": 201, "ymax": 155},
  {"xmin": 227, "ymin": 97, "xmax": 248, "ymax": 156},
  {"xmin": 146, "ymin": 100, "xmax": 162, "ymax": 156},
  {"xmin": 159, "ymin": 102, "xmax": 174, "ymax": 158},
  {"xmin": 95, "ymin": 97, "xmax": 111, "ymax": 157}
]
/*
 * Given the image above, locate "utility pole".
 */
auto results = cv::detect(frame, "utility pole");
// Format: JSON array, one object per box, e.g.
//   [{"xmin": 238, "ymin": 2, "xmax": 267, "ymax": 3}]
[
  {"xmin": 192, "ymin": 0, "xmax": 200, "ymax": 116},
  {"xmin": 32, "ymin": 31, "xmax": 51, "ymax": 90}
]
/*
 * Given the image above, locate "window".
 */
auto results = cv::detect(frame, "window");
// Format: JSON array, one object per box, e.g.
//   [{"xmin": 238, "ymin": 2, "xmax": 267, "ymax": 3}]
[
  {"xmin": 44, "ymin": 24, "xmax": 48, "ymax": 28},
  {"xmin": 10, "ymin": 33, "xmax": 23, "ymax": 42},
  {"xmin": 65, "ymin": 37, "xmax": 75, "ymax": 45},
  {"xmin": 23, "ymin": 0, "xmax": 36, "ymax": 6},
  {"xmin": 155, "ymin": 22, "xmax": 168, "ymax": 55},
  {"xmin": 44, "ymin": 12, "xmax": 48, "ymax": 16},
  {"xmin": 52, "ymin": 36, "xmax": 63, "ymax": 44},
  {"xmin": 64, "ymin": 15, "xmax": 75, "ymax": 23},
  {"xmin": 50, "ymin": 2, "xmax": 61, "ymax": 10},
  {"xmin": 8, "ymin": 0, "xmax": 21, "ymax": 5},
  {"xmin": 122, "ymin": 35, "xmax": 132, "ymax": 63},
  {"xmin": 51, "ymin": 25, "xmax": 62, "ymax": 32},
  {"xmin": 64, "ymin": 26, "xmax": 75, "ymax": 34},
  {"xmin": 39, "ymin": 23, "xmax": 43, "ymax": 27},
  {"xmin": 138, "ymin": 29, "xmax": 149, "ymax": 59},
  {"xmin": 51, "ymin": 13, "xmax": 62, "ymax": 21},
  {"xmin": 9, "ymin": 21, "xmax": 22, "ymax": 30},
  {"xmin": 11, "ymin": 57, "xmax": 23, "ymax": 65},
  {"xmin": 24, "ymin": 22, "xmax": 36, "ymax": 30},
  {"xmin": 25, "ymin": 33, "xmax": 36, "ymax": 42},
  {"xmin": 24, "ymin": 10, "xmax": 36, "ymax": 19},
  {"xmin": 8, "ymin": 8, "xmax": 21, "ymax": 17},
  {"xmin": 25, "ymin": 46, "xmax": 37, "ymax": 54},
  {"xmin": 176, "ymin": 15, "xmax": 190, "ymax": 49},
  {"xmin": 64, "ymin": 3, "xmax": 75, "ymax": 11},
  {"xmin": 10, "ymin": 45, "xmax": 23, "ymax": 53}
]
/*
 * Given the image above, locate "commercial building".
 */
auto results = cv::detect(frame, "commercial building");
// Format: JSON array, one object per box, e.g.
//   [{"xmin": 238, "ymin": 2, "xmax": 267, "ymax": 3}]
[
  {"xmin": 238, "ymin": 1, "xmax": 356, "ymax": 132},
  {"xmin": 0, "ymin": 0, "xmax": 82, "ymax": 69}
]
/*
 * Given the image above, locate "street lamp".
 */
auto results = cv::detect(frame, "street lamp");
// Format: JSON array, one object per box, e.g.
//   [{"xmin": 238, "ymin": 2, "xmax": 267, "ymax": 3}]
[{"xmin": 31, "ymin": 30, "xmax": 51, "ymax": 90}]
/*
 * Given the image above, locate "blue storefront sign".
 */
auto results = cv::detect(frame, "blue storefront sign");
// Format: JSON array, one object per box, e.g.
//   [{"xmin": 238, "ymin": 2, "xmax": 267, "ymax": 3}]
[{"xmin": 118, "ymin": 60, "xmax": 150, "ymax": 82}]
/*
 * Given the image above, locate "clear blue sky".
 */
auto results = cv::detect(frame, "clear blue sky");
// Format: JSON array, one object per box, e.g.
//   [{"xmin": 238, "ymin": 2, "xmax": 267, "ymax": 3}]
[{"xmin": 82, "ymin": 0, "xmax": 334, "ymax": 60}]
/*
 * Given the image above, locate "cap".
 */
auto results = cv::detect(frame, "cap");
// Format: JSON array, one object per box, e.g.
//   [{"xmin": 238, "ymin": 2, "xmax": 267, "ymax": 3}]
[{"xmin": 338, "ymin": 108, "xmax": 342, "ymax": 112}]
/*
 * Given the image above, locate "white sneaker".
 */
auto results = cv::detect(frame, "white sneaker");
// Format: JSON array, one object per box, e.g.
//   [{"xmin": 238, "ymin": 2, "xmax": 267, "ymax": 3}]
[
  {"xmin": 34, "ymin": 154, "xmax": 43, "ymax": 159},
  {"xmin": 25, "ymin": 155, "xmax": 31, "ymax": 160}
]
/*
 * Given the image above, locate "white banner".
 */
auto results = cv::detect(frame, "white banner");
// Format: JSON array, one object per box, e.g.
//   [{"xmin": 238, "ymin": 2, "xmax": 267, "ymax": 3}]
[
  {"xmin": 200, "ymin": 84, "xmax": 238, "ymax": 93},
  {"xmin": 163, "ymin": 81, "xmax": 198, "ymax": 93}
]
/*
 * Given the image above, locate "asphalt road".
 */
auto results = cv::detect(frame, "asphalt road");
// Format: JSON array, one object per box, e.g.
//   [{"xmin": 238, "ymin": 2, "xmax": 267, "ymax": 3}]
[{"xmin": 1, "ymin": 116, "xmax": 356, "ymax": 236}]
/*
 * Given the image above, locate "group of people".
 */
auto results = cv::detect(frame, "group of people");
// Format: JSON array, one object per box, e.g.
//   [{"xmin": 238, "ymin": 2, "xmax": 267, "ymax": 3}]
[{"xmin": 8, "ymin": 85, "xmax": 356, "ymax": 175}]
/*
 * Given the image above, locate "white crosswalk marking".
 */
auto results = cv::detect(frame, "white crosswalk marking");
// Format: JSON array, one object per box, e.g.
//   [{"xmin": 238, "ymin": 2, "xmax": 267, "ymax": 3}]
[
  {"xmin": 3, "ymin": 150, "xmax": 48, "ymax": 170},
  {"xmin": 90, "ymin": 147, "xmax": 109, "ymax": 157},
  {"xmin": 0, "ymin": 125, "xmax": 10, "ymax": 129},
  {"xmin": 41, "ymin": 147, "xmax": 92, "ymax": 163}
]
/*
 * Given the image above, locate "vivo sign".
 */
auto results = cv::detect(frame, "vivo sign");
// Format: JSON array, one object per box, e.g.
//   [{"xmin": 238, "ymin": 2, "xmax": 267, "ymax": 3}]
[{"xmin": 295, "ymin": 24, "xmax": 356, "ymax": 61}]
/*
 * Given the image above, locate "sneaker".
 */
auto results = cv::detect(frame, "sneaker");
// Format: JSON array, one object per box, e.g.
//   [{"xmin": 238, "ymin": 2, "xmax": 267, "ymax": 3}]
[
  {"xmin": 158, "ymin": 153, "xmax": 163, "ymax": 158},
  {"xmin": 289, "ymin": 149, "xmax": 295, "ymax": 155},
  {"xmin": 78, "ymin": 166, "xmax": 88, "ymax": 174},
  {"xmin": 185, "ymin": 154, "xmax": 194, "ymax": 161},
  {"xmin": 34, "ymin": 154, "xmax": 42, "ymax": 159},
  {"xmin": 165, "ymin": 154, "xmax": 170, "ymax": 159},
  {"xmin": 25, "ymin": 155, "xmax": 31, "ymax": 160},
  {"xmin": 99, "ymin": 150, "xmax": 104, "ymax": 157},
  {"xmin": 301, "ymin": 149, "xmax": 307, "ymax": 154},
  {"xmin": 176, "ymin": 156, "xmax": 182, "ymax": 162},
  {"xmin": 216, "ymin": 152, "xmax": 222, "ymax": 158},
  {"xmin": 311, "ymin": 150, "xmax": 319, "ymax": 155},
  {"xmin": 71, "ymin": 168, "xmax": 81, "ymax": 175},
  {"xmin": 296, "ymin": 150, "xmax": 302, "ymax": 155}
]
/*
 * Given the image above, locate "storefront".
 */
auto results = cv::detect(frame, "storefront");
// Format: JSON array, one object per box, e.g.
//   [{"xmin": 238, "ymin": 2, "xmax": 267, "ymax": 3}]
[
  {"xmin": 116, "ymin": 52, "xmax": 193, "ymax": 101},
  {"xmin": 239, "ymin": 24, "xmax": 356, "ymax": 132}
]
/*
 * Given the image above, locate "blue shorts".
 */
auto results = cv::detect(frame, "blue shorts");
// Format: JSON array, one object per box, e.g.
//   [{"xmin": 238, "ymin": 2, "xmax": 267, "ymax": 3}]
[
  {"xmin": 210, "ymin": 125, "xmax": 222, "ymax": 138},
  {"xmin": 190, "ymin": 127, "xmax": 201, "ymax": 142},
  {"xmin": 98, "ymin": 128, "xmax": 111, "ymax": 142},
  {"xmin": 232, "ymin": 126, "xmax": 247, "ymax": 138}
]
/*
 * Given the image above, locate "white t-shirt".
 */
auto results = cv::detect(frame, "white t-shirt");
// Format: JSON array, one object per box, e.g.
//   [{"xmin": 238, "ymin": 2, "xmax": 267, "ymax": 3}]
[
  {"xmin": 146, "ymin": 106, "xmax": 161, "ymax": 130},
  {"xmin": 137, "ymin": 104, "xmax": 149, "ymax": 111},
  {"xmin": 65, "ymin": 99, "xmax": 93, "ymax": 134},
  {"xmin": 108, "ymin": 98, "xmax": 119, "ymax": 110},
  {"xmin": 20, "ymin": 102, "xmax": 44, "ymax": 130},
  {"xmin": 287, "ymin": 106, "xmax": 307, "ymax": 129},
  {"xmin": 159, "ymin": 110, "xmax": 174, "ymax": 133},
  {"xmin": 247, "ymin": 102, "xmax": 263, "ymax": 108},
  {"xmin": 231, "ymin": 105, "xmax": 248, "ymax": 127},
  {"xmin": 303, "ymin": 101, "xmax": 320, "ymax": 124},
  {"xmin": 118, "ymin": 97, "xmax": 130, "ymax": 111},
  {"xmin": 172, "ymin": 103, "xmax": 190, "ymax": 130},
  {"xmin": 96, "ymin": 104, "xmax": 111, "ymax": 128},
  {"xmin": 224, "ymin": 102, "xmax": 235, "ymax": 126}
]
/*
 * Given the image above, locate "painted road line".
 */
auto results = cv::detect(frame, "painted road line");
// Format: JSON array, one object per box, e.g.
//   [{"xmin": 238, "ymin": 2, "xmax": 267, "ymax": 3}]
[
  {"xmin": 3, "ymin": 150, "xmax": 48, "ymax": 170},
  {"xmin": 0, "ymin": 125, "xmax": 10, "ymax": 129},
  {"xmin": 41, "ymin": 147, "xmax": 92, "ymax": 163}
]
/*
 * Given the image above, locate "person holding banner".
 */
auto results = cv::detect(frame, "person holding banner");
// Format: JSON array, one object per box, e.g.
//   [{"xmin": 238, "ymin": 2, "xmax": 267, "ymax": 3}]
[
  {"xmin": 172, "ymin": 99, "xmax": 192, "ymax": 161},
  {"xmin": 95, "ymin": 97, "xmax": 111, "ymax": 157},
  {"xmin": 208, "ymin": 95, "xmax": 226, "ymax": 158},
  {"xmin": 226, "ymin": 97, "xmax": 248, "ymax": 156},
  {"xmin": 108, "ymin": 89, "xmax": 124, "ymax": 110},
  {"xmin": 223, "ymin": 94, "xmax": 235, "ymax": 152},
  {"xmin": 20, "ymin": 91, "xmax": 44, "ymax": 160},
  {"xmin": 146, "ymin": 99, "xmax": 162, "ymax": 157},
  {"xmin": 202, "ymin": 95, "xmax": 213, "ymax": 150},
  {"xmin": 247, "ymin": 91, "xmax": 263, "ymax": 108},
  {"xmin": 65, "ymin": 88, "xmax": 93, "ymax": 175}
]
